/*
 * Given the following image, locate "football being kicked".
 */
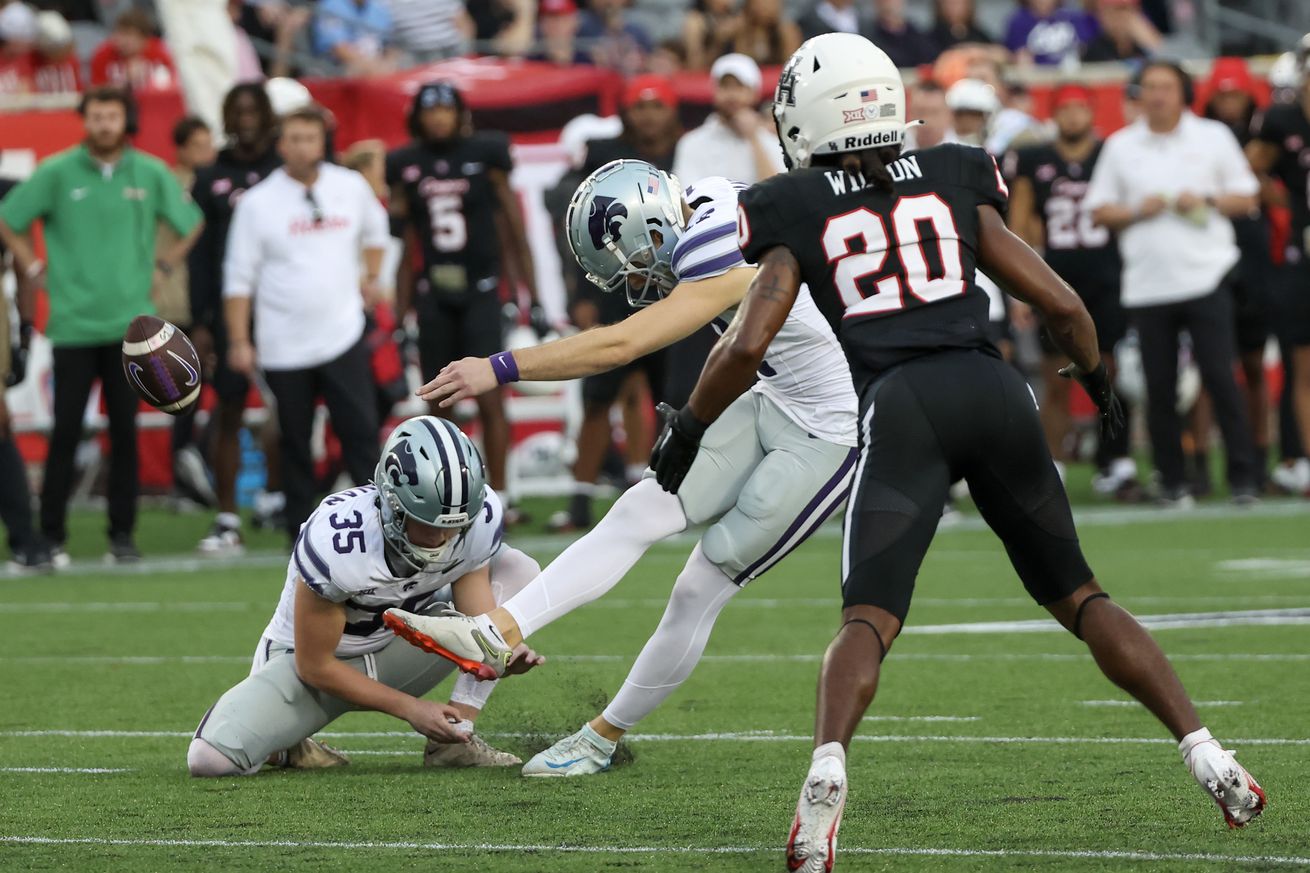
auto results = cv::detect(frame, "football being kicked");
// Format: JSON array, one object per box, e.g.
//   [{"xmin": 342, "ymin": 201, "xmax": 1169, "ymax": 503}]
[{"xmin": 121, "ymin": 315, "xmax": 203, "ymax": 414}]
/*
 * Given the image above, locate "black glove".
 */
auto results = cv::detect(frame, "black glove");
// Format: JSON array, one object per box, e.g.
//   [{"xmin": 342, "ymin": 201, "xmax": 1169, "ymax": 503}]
[
  {"xmin": 650, "ymin": 402, "xmax": 709, "ymax": 494},
  {"xmin": 1059, "ymin": 361, "xmax": 1124, "ymax": 441},
  {"xmin": 528, "ymin": 303, "xmax": 552, "ymax": 339},
  {"xmin": 5, "ymin": 323, "xmax": 32, "ymax": 388}
]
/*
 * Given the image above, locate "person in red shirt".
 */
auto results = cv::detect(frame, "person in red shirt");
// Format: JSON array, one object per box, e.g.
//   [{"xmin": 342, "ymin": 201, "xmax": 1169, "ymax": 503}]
[
  {"xmin": 0, "ymin": 2, "xmax": 37, "ymax": 95},
  {"xmin": 90, "ymin": 8, "xmax": 175, "ymax": 89},
  {"xmin": 32, "ymin": 10, "xmax": 82, "ymax": 94}
]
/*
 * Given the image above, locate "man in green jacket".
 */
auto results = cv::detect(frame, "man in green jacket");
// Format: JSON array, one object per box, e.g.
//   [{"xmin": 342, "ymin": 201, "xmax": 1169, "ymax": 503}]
[{"xmin": 0, "ymin": 85, "xmax": 203, "ymax": 564}]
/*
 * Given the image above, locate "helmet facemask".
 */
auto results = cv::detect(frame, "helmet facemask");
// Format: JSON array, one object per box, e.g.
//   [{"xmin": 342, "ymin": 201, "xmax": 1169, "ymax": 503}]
[{"xmin": 377, "ymin": 485, "xmax": 471, "ymax": 572}]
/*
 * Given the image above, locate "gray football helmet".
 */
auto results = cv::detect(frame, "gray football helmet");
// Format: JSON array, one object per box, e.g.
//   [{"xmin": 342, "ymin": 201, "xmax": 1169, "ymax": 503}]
[
  {"xmin": 565, "ymin": 159, "xmax": 686, "ymax": 307},
  {"xmin": 374, "ymin": 416, "xmax": 487, "ymax": 571}
]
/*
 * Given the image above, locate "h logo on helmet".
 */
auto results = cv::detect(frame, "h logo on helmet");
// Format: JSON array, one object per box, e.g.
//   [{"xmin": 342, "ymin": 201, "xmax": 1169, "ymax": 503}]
[
  {"xmin": 776, "ymin": 54, "xmax": 802, "ymax": 107},
  {"xmin": 587, "ymin": 195, "xmax": 628, "ymax": 248},
  {"xmin": 384, "ymin": 440, "xmax": 420, "ymax": 487}
]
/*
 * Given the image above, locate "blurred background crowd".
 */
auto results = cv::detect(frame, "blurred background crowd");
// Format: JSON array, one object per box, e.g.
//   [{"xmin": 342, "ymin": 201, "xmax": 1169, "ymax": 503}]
[{"xmin": 0, "ymin": 0, "xmax": 1308, "ymax": 569}]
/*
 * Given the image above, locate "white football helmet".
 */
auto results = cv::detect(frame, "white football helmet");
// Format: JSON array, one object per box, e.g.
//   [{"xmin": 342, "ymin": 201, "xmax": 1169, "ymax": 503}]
[{"xmin": 773, "ymin": 33, "xmax": 908, "ymax": 169}]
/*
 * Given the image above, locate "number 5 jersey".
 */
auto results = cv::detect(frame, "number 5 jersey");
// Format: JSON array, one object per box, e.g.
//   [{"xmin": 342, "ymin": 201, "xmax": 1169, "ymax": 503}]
[{"xmin": 262, "ymin": 485, "xmax": 506, "ymax": 657}]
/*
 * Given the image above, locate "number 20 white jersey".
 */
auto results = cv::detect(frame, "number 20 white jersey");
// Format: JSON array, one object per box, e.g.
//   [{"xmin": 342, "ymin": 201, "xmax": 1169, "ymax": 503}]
[
  {"xmin": 261, "ymin": 485, "xmax": 506, "ymax": 657},
  {"xmin": 673, "ymin": 176, "xmax": 857, "ymax": 447}
]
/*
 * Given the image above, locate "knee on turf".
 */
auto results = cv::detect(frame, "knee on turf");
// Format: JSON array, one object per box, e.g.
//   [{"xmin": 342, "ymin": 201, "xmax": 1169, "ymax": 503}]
[{"xmin": 187, "ymin": 738, "xmax": 249, "ymax": 778}]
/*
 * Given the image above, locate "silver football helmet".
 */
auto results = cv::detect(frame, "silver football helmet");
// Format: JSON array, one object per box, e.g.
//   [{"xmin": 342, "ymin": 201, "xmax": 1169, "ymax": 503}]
[
  {"xmin": 374, "ymin": 416, "xmax": 487, "ymax": 571},
  {"xmin": 565, "ymin": 159, "xmax": 685, "ymax": 307}
]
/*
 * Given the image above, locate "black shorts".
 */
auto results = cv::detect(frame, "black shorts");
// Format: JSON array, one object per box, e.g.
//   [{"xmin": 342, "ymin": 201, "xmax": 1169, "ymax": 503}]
[
  {"xmin": 211, "ymin": 319, "xmax": 251, "ymax": 404},
  {"xmin": 1232, "ymin": 218, "xmax": 1271, "ymax": 353},
  {"xmin": 1273, "ymin": 258, "xmax": 1310, "ymax": 348},
  {"xmin": 416, "ymin": 283, "xmax": 503, "ymax": 378},
  {"xmin": 842, "ymin": 350, "xmax": 1093, "ymax": 622},
  {"xmin": 580, "ymin": 290, "xmax": 666, "ymax": 407},
  {"xmin": 1039, "ymin": 281, "xmax": 1127, "ymax": 356}
]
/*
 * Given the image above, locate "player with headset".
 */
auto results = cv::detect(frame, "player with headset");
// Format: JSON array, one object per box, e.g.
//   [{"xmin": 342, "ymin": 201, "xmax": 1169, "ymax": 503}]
[
  {"xmin": 0, "ymin": 84, "xmax": 203, "ymax": 565},
  {"xmin": 385, "ymin": 81, "xmax": 544, "ymax": 525}
]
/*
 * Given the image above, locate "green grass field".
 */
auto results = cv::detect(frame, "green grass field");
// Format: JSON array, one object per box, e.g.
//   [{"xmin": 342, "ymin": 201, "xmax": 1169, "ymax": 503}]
[{"xmin": 2, "ymin": 497, "xmax": 1309, "ymax": 872}]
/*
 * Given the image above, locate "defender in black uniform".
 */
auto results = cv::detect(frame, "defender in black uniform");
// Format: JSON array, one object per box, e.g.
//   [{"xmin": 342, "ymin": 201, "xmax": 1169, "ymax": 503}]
[
  {"xmin": 1005, "ymin": 84, "xmax": 1136, "ymax": 496},
  {"xmin": 1249, "ymin": 53, "xmax": 1310, "ymax": 495},
  {"xmin": 387, "ymin": 81, "xmax": 539, "ymax": 510},
  {"xmin": 649, "ymin": 35, "xmax": 1264, "ymax": 870},
  {"xmin": 188, "ymin": 83, "xmax": 284, "ymax": 552}
]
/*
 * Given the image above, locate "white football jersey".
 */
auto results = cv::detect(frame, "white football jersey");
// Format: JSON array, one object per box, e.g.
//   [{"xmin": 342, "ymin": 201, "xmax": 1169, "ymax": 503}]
[
  {"xmin": 262, "ymin": 484, "xmax": 506, "ymax": 657},
  {"xmin": 673, "ymin": 177, "xmax": 857, "ymax": 446}
]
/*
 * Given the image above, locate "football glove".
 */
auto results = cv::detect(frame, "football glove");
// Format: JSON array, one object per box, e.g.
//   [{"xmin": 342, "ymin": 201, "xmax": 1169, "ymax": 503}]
[
  {"xmin": 5, "ymin": 322, "xmax": 32, "ymax": 388},
  {"xmin": 651, "ymin": 402, "xmax": 709, "ymax": 494},
  {"xmin": 1059, "ymin": 361, "xmax": 1125, "ymax": 440}
]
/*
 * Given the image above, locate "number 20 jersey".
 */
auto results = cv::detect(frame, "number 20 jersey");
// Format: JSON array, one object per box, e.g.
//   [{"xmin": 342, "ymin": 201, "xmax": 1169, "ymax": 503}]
[
  {"xmin": 261, "ymin": 484, "xmax": 506, "ymax": 657},
  {"xmin": 737, "ymin": 144, "xmax": 1008, "ymax": 397}
]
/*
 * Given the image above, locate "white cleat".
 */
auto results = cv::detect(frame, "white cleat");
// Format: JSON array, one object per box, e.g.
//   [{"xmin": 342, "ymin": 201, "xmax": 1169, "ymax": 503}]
[
  {"xmin": 786, "ymin": 755, "xmax": 847, "ymax": 872},
  {"xmin": 521, "ymin": 725, "xmax": 615, "ymax": 777},
  {"xmin": 383, "ymin": 606, "xmax": 513, "ymax": 680},
  {"xmin": 1181, "ymin": 730, "xmax": 1266, "ymax": 828},
  {"xmin": 1270, "ymin": 458, "xmax": 1310, "ymax": 496},
  {"xmin": 425, "ymin": 734, "xmax": 521, "ymax": 768}
]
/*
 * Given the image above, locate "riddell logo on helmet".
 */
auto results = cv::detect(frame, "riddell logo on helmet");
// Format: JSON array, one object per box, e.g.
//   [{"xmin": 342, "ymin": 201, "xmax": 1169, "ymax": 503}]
[{"xmin": 843, "ymin": 130, "xmax": 899, "ymax": 149}]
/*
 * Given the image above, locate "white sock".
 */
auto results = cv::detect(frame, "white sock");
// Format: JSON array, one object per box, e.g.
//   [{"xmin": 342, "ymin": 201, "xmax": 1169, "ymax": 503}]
[
  {"xmin": 581, "ymin": 723, "xmax": 617, "ymax": 753},
  {"xmin": 451, "ymin": 673, "xmax": 497, "ymax": 711},
  {"xmin": 601, "ymin": 545, "xmax": 738, "ymax": 730},
  {"xmin": 503, "ymin": 479, "xmax": 687, "ymax": 639},
  {"xmin": 813, "ymin": 741, "xmax": 846, "ymax": 768},
  {"xmin": 1179, "ymin": 726, "xmax": 1214, "ymax": 760},
  {"xmin": 216, "ymin": 512, "xmax": 241, "ymax": 530}
]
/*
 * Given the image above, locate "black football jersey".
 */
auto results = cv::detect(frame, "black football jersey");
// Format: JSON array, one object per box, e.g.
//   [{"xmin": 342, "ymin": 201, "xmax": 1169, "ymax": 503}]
[
  {"xmin": 1004, "ymin": 142, "xmax": 1119, "ymax": 290},
  {"xmin": 385, "ymin": 132, "xmax": 513, "ymax": 281},
  {"xmin": 1252, "ymin": 102, "xmax": 1310, "ymax": 241},
  {"xmin": 738, "ymin": 143, "xmax": 1007, "ymax": 393},
  {"xmin": 187, "ymin": 146, "xmax": 282, "ymax": 329}
]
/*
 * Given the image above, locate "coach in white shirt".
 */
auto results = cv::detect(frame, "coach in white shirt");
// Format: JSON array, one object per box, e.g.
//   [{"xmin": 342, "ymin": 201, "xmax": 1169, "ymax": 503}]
[
  {"xmin": 223, "ymin": 106, "xmax": 390, "ymax": 540},
  {"xmin": 673, "ymin": 54, "xmax": 785, "ymax": 186},
  {"xmin": 1085, "ymin": 61, "xmax": 1260, "ymax": 504}
]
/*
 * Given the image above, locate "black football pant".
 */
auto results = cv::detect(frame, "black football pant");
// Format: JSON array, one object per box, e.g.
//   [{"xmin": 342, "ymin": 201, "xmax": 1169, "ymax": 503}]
[
  {"xmin": 0, "ymin": 435, "xmax": 37, "ymax": 555},
  {"xmin": 41, "ymin": 343, "xmax": 139, "ymax": 545},
  {"xmin": 1131, "ymin": 280, "xmax": 1259, "ymax": 492},
  {"xmin": 263, "ymin": 335, "xmax": 379, "ymax": 542}
]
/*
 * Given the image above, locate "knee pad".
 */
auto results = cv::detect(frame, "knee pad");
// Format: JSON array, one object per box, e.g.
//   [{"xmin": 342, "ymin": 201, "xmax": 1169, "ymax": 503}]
[{"xmin": 187, "ymin": 738, "xmax": 249, "ymax": 778}]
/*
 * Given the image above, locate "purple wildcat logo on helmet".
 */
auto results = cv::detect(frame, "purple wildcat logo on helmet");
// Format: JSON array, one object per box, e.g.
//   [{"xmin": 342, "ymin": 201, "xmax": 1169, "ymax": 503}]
[
  {"xmin": 587, "ymin": 194, "xmax": 628, "ymax": 249},
  {"xmin": 383, "ymin": 440, "xmax": 420, "ymax": 487}
]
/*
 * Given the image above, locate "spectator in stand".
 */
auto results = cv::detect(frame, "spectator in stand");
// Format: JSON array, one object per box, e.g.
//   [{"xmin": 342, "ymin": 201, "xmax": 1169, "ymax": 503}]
[
  {"xmin": 928, "ymin": 0, "xmax": 997, "ymax": 54},
  {"xmin": 865, "ymin": 0, "xmax": 936, "ymax": 69},
  {"xmin": 0, "ymin": 2, "xmax": 36, "ymax": 94},
  {"xmin": 223, "ymin": 106, "xmax": 387, "ymax": 543},
  {"xmin": 0, "ymin": 175, "xmax": 50, "ymax": 572},
  {"xmin": 533, "ymin": 0, "xmax": 590, "ymax": 65},
  {"xmin": 190, "ymin": 83, "xmax": 284, "ymax": 553},
  {"xmin": 389, "ymin": 0, "xmax": 472, "ymax": 60},
  {"xmin": 469, "ymin": 0, "xmax": 526, "ymax": 54},
  {"xmin": 1081, "ymin": 0, "xmax": 1158, "ymax": 64},
  {"xmin": 579, "ymin": 0, "xmax": 651, "ymax": 75},
  {"xmin": 681, "ymin": 0, "xmax": 740, "ymax": 72},
  {"xmin": 726, "ymin": 0, "xmax": 799, "ymax": 67},
  {"xmin": 0, "ymin": 86, "xmax": 203, "ymax": 564},
  {"xmin": 91, "ymin": 9, "xmax": 175, "ymax": 89},
  {"xmin": 674, "ymin": 53, "xmax": 782, "ymax": 185},
  {"xmin": 32, "ymin": 9, "xmax": 80, "ymax": 93},
  {"xmin": 1086, "ymin": 61, "xmax": 1262, "ymax": 505},
  {"xmin": 648, "ymin": 37, "xmax": 685, "ymax": 75},
  {"xmin": 1200, "ymin": 58, "xmax": 1273, "ymax": 487},
  {"xmin": 1005, "ymin": 0, "xmax": 1097, "ymax": 67},
  {"xmin": 797, "ymin": 0, "xmax": 866, "ymax": 42},
  {"xmin": 904, "ymin": 79, "xmax": 950, "ymax": 150},
  {"xmin": 314, "ymin": 0, "xmax": 400, "ymax": 77},
  {"xmin": 233, "ymin": 0, "xmax": 311, "ymax": 79}
]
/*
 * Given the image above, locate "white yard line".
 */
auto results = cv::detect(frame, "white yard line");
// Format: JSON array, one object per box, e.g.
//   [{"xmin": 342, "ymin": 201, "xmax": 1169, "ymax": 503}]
[
  {"xmin": 861, "ymin": 716, "xmax": 980, "ymax": 722},
  {"xmin": 1082, "ymin": 700, "xmax": 1243, "ymax": 707},
  {"xmin": 0, "ymin": 836, "xmax": 1305, "ymax": 867},
  {"xmin": 904, "ymin": 608, "xmax": 1310, "ymax": 635},
  {"xmin": 0, "ymin": 767, "xmax": 131, "ymax": 773},
  {"xmin": 0, "ymin": 602, "xmax": 252, "ymax": 613}
]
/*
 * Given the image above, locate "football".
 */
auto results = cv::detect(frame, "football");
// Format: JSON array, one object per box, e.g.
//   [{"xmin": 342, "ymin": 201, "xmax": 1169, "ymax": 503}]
[{"xmin": 121, "ymin": 314, "xmax": 203, "ymax": 415}]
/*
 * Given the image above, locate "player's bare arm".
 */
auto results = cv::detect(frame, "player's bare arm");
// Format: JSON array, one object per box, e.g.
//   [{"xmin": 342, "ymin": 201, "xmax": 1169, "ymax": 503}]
[
  {"xmin": 1006, "ymin": 174, "xmax": 1043, "ymax": 250},
  {"xmin": 651, "ymin": 247, "xmax": 800, "ymax": 494},
  {"xmin": 292, "ymin": 580, "xmax": 469, "ymax": 743},
  {"xmin": 418, "ymin": 267, "xmax": 754, "ymax": 406},
  {"xmin": 489, "ymin": 167, "xmax": 539, "ymax": 301}
]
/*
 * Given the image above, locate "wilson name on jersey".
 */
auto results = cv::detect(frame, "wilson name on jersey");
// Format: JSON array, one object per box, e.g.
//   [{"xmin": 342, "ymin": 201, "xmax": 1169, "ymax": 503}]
[
  {"xmin": 1004, "ymin": 142, "xmax": 1118, "ymax": 288},
  {"xmin": 675, "ymin": 176, "xmax": 857, "ymax": 446},
  {"xmin": 385, "ymin": 132, "xmax": 513, "ymax": 281},
  {"xmin": 738, "ymin": 143, "xmax": 1008, "ymax": 394},
  {"xmin": 262, "ymin": 485, "xmax": 506, "ymax": 657}
]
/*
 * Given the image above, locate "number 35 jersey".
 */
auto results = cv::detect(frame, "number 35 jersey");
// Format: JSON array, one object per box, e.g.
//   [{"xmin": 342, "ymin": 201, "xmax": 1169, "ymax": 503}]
[
  {"xmin": 677, "ymin": 176, "xmax": 856, "ymax": 447},
  {"xmin": 737, "ymin": 144, "xmax": 1008, "ymax": 397},
  {"xmin": 261, "ymin": 485, "xmax": 506, "ymax": 657},
  {"xmin": 385, "ymin": 132, "xmax": 513, "ymax": 282}
]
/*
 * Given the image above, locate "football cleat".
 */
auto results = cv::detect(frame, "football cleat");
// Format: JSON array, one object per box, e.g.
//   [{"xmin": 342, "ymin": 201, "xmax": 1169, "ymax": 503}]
[
  {"xmin": 521, "ymin": 724, "xmax": 615, "ymax": 777},
  {"xmin": 284, "ymin": 737, "xmax": 349, "ymax": 770},
  {"xmin": 198, "ymin": 517, "xmax": 244, "ymax": 556},
  {"xmin": 383, "ymin": 606, "xmax": 513, "ymax": 680},
  {"xmin": 425, "ymin": 733, "xmax": 521, "ymax": 768},
  {"xmin": 786, "ymin": 754, "xmax": 847, "ymax": 873},
  {"xmin": 1181, "ymin": 731, "xmax": 1266, "ymax": 828}
]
